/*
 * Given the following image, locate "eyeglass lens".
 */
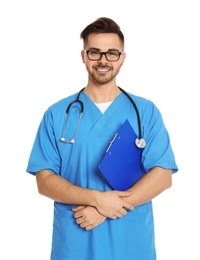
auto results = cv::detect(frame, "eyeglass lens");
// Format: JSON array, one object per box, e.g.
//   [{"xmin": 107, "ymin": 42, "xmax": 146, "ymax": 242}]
[{"xmin": 87, "ymin": 51, "xmax": 121, "ymax": 61}]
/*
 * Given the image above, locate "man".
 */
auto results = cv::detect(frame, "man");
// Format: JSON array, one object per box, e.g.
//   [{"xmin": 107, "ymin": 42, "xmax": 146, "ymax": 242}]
[{"xmin": 26, "ymin": 17, "xmax": 178, "ymax": 260}]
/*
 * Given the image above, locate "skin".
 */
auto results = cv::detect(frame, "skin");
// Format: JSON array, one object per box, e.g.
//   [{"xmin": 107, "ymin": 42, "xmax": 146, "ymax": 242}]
[{"xmin": 36, "ymin": 32, "xmax": 172, "ymax": 231}]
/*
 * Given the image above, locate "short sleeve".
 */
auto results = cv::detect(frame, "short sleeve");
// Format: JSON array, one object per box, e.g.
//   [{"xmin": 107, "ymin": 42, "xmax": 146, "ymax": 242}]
[
  {"xmin": 142, "ymin": 104, "xmax": 178, "ymax": 174},
  {"xmin": 26, "ymin": 107, "xmax": 61, "ymax": 175}
]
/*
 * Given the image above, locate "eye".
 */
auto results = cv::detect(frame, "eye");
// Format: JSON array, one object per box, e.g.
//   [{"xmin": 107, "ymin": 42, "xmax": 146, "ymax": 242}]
[
  {"xmin": 108, "ymin": 51, "xmax": 119, "ymax": 56},
  {"xmin": 89, "ymin": 50, "xmax": 100, "ymax": 55}
]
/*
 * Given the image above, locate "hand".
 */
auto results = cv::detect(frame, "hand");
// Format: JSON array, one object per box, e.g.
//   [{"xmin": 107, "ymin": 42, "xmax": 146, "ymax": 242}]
[
  {"xmin": 72, "ymin": 206, "xmax": 106, "ymax": 230},
  {"xmin": 94, "ymin": 190, "xmax": 134, "ymax": 219}
]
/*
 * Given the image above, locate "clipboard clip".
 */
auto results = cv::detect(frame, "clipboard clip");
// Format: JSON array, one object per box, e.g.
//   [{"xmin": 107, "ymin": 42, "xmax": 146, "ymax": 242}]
[{"xmin": 106, "ymin": 133, "xmax": 119, "ymax": 153}]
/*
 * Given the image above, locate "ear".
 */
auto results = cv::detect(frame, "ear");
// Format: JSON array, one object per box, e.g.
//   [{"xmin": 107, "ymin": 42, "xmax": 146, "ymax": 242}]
[
  {"xmin": 81, "ymin": 50, "xmax": 86, "ymax": 63},
  {"xmin": 121, "ymin": 52, "xmax": 126, "ymax": 66}
]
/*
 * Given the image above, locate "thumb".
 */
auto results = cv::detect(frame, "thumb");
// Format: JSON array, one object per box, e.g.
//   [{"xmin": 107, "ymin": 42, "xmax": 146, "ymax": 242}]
[
  {"xmin": 72, "ymin": 205, "xmax": 86, "ymax": 212},
  {"xmin": 116, "ymin": 190, "xmax": 132, "ymax": 197}
]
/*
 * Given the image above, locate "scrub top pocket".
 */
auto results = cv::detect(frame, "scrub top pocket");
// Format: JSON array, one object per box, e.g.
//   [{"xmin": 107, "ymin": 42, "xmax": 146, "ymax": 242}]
[
  {"xmin": 126, "ymin": 202, "xmax": 156, "ymax": 258},
  {"xmin": 51, "ymin": 206, "xmax": 85, "ymax": 258}
]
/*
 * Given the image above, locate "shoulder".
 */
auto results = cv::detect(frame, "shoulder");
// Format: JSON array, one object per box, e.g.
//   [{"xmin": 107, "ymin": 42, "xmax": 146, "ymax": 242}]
[
  {"xmin": 51, "ymin": 93, "xmax": 77, "ymax": 108},
  {"xmin": 45, "ymin": 92, "xmax": 78, "ymax": 113},
  {"xmin": 126, "ymin": 92, "xmax": 157, "ymax": 111},
  {"xmin": 39, "ymin": 93, "xmax": 78, "ymax": 122},
  {"xmin": 125, "ymin": 92, "xmax": 163, "ymax": 123}
]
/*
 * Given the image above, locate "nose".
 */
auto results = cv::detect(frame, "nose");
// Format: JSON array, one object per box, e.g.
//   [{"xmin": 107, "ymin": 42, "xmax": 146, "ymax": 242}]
[{"xmin": 99, "ymin": 52, "xmax": 107, "ymax": 61}]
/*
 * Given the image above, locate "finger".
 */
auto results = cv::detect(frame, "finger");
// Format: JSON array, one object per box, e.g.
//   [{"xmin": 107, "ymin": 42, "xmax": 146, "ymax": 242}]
[
  {"xmin": 73, "ymin": 211, "xmax": 83, "ymax": 219},
  {"xmin": 115, "ymin": 211, "xmax": 124, "ymax": 218},
  {"xmin": 72, "ymin": 206, "xmax": 86, "ymax": 212},
  {"xmin": 120, "ymin": 208, "xmax": 128, "ymax": 216},
  {"xmin": 79, "ymin": 220, "xmax": 95, "ymax": 229},
  {"xmin": 122, "ymin": 201, "xmax": 134, "ymax": 211},
  {"xmin": 109, "ymin": 215, "xmax": 118, "ymax": 220},
  {"xmin": 81, "ymin": 223, "xmax": 94, "ymax": 230},
  {"xmin": 76, "ymin": 217, "xmax": 84, "ymax": 224},
  {"xmin": 80, "ymin": 223, "xmax": 87, "ymax": 228},
  {"xmin": 85, "ymin": 225, "xmax": 94, "ymax": 230},
  {"xmin": 110, "ymin": 208, "xmax": 128, "ymax": 219},
  {"xmin": 117, "ymin": 191, "xmax": 132, "ymax": 197}
]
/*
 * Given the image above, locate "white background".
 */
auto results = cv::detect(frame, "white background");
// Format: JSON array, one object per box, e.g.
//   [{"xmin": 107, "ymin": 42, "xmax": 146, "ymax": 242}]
[{"xmin": 0, "ymin": 0, "xmax": 199, "ymax": 259}]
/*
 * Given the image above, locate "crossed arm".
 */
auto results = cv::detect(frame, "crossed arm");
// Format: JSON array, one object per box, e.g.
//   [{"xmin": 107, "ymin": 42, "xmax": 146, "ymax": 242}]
[{"xmin": 36, "ymin": 167, "xmax": 172, "ymax": 230}]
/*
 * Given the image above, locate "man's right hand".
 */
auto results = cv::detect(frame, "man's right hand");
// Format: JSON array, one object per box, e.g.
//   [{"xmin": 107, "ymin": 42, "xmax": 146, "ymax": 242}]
[{"xmin": 93, "ymin": 190, "xmax": 134, "ymax": 219}]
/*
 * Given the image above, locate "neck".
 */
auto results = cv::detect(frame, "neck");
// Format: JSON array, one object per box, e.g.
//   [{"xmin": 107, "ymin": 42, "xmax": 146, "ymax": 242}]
[{"xmin": 84, "ymin": 85, "xmax": 121, "ymax": 103}]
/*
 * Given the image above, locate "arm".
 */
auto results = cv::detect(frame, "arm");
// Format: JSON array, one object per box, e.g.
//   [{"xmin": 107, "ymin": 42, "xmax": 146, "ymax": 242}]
[
  {"xmin": 125, "ymin": 166, "xmax": 172, "ymax": 206},
  {"xmin": 36, "ymin": 170, "xmax": 133, "ymax": 219},
  {"xmin": 72, "ymin": 166, "xmax": 172, "ymax": 230}
]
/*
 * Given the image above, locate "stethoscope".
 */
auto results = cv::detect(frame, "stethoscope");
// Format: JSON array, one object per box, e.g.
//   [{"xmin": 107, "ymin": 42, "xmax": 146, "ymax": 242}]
[{"xmin": 61, "ymin": 87, "xmax": 146, "ymax": 148}]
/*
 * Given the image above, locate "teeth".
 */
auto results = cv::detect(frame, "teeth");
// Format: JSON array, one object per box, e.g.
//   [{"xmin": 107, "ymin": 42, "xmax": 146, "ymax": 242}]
[{"xmin": 97, "ymin": 68, "xmax": 109, "ymax": 72}]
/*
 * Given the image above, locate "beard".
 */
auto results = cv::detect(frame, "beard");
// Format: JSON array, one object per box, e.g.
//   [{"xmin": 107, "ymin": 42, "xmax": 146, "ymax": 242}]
[{"xmin": 88, "ymin": 63, "xmax": 121, "ymax": 85}]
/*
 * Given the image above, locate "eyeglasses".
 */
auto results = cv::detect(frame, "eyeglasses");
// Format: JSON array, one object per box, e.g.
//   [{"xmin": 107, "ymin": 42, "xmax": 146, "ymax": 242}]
[{"xmin": 84, "ymin": 50, "xmax": 124, "ymax": 62}]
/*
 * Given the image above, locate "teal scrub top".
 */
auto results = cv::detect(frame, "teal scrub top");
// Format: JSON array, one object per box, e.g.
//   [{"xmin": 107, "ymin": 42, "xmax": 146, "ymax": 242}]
[{"xmin": 26, "ymin": 91, "xmax": 178, "ymax": 260}]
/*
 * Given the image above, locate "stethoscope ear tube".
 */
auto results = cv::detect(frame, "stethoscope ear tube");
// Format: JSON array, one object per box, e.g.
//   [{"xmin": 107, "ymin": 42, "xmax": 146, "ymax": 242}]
[
  {"xmin": 66, "ymin": 100, "xmax": 84, "ymax": 114},
  {"xmin": 118, "ymin": 87, "xmax": 146, "ymax": 149}
]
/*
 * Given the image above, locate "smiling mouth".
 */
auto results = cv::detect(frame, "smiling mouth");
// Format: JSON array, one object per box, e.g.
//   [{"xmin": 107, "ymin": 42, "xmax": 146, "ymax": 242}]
[{"xmin": 96, "ymin": 67, "xmax": 110, "ymax": 72}]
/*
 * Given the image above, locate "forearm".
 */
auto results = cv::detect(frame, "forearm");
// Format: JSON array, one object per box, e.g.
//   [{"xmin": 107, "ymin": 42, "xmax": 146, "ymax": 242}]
[
  {"xmin": 36, "ymin": 170, "xmax": 98, "ymax": 206},
  {"xmin": 126, "ymin": 167, "xmax": 172, "ymax": 207},
  {"xmin": 36, "ymin": 170, "xmax": 133, "ymax": 219}
]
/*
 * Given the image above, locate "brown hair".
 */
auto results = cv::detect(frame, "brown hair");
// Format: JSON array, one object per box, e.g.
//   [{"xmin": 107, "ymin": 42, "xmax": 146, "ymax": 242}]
[{"xmin": 80, "ymin": 17, "xmax": 124, "ymax": 48}]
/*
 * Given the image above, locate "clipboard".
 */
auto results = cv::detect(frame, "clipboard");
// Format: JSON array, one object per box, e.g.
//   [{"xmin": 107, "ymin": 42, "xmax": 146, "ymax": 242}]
[{"xmin": 98, "ymin": 119, "xmax": 145, "ymax": 191}]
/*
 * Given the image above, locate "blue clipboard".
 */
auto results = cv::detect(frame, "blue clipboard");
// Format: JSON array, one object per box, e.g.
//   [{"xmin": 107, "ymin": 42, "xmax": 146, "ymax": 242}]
[{"xmin": 98, "ymin": 119, "xmax": 145, "ymax": 191}]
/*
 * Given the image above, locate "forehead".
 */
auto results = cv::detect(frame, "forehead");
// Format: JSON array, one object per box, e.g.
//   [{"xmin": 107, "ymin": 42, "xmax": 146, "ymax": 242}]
[{"xmin": 84, "ymin": 33, "xmax": 123, "ymax": 51}]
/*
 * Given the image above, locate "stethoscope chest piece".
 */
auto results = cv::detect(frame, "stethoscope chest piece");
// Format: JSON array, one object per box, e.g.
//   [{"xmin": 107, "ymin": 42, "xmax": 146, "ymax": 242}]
[{"xmin": 135, "ymin": 138, "xmax": 146, "ymax": 148}]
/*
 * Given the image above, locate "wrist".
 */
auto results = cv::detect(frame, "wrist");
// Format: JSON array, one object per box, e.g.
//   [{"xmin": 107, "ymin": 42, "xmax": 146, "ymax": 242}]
[{"xmin": 88, "ymin": 189, "xmax": 101, "ymax": 207}]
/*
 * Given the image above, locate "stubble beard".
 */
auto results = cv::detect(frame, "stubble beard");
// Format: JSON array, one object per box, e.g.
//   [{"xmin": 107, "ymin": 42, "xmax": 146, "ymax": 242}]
[{"xmin": 89, "ymin": 65, "xmax": 121, "ymax": 85}]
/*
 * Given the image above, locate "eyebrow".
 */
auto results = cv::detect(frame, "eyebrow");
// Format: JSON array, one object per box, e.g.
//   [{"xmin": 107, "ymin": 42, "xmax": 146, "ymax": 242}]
[{"xmin": 87, "ymin": 48, "xmax": 121, "ymax": 52}]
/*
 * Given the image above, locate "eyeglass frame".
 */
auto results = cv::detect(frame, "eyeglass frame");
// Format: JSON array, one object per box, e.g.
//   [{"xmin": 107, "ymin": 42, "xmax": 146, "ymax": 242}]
[{"xmin": 83, "ymin": 49, "xmax": 124, "ymax": 62}]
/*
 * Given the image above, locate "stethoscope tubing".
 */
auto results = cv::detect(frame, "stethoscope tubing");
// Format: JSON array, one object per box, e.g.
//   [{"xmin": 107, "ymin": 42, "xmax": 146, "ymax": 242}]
[
  {"xmin": 62, "ymin": 87, "xmax": 146, "ymax": 148},
  {"xmin": 118, "ymin": 87, "xmax": 142, "ymax": 140}
]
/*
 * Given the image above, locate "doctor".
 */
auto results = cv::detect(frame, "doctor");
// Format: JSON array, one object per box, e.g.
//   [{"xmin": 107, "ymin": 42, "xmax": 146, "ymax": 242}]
[{"xmin": 26, "ymin": 17, "xmax": 178, "ymax": 260}]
